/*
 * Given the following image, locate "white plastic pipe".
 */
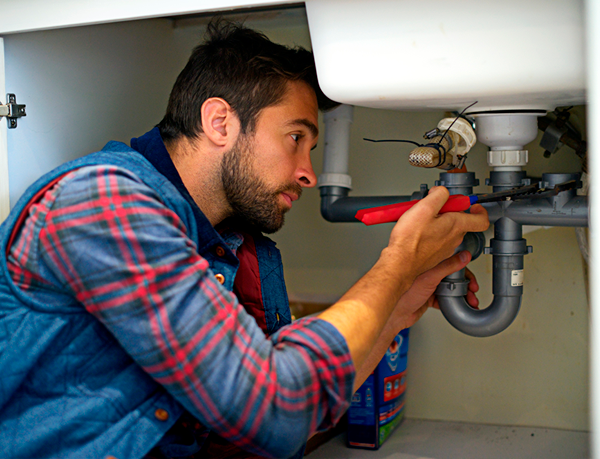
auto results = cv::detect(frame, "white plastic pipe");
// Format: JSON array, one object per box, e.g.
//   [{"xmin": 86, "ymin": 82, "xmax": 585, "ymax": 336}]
[
  {"xmin": 472, "ymin": 112, "xmax": 540, "ymax": 172},
  {"xmin": 473, "ymin": 113, "xmax": 540, "ymax": 150},
  {"xmin": 318, "ymin": 104, "xmax": 353, "ymax": 189}
]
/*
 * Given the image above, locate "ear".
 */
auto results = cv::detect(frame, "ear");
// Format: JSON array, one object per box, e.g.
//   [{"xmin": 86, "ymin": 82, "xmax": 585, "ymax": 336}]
[{"xmin": 200, "ymin": 97, "xmax": 239, "ymax": 147}]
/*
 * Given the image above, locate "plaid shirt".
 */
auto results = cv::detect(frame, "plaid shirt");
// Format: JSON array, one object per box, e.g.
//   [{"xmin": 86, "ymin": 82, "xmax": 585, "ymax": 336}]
[{"xmin": 6, "ymin": 162, "xmax": 354, "ymax": 458}]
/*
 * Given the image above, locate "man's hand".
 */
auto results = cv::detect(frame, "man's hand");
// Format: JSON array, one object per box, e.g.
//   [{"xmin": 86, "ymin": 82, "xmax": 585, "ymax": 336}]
[
  {"xmin": 385, "ymin": 186, "xmax": 489, "ymax": 280},
  {"xmin": 319, "ymin": 186, "xmax": 489, "ymax": 389},
  {"xmin": 386, "ymin": 250, "xmax": 480, "ymax": 335},
  {"xmin": 464, "ymin": 267, "xmax": 480, "ymax": 310},
  {"xmin": 352, "ymin": 252, "xmax": 481, "ymax": 390}
]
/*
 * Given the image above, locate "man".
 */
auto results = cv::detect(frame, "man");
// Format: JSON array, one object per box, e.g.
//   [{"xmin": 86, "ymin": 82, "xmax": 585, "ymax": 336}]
[{"xmin": 0, "ymin": 20, "xmax": 488, "ymax": 459}]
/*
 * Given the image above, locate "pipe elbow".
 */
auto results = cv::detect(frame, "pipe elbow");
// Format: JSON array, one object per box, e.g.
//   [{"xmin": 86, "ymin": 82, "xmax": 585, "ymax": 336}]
[
  {"xmin": 319, "ymin": 192, "xmax": 348, "ymax": 222},
  {"xmin": 320, "ymin": 201, "xmax": 338, "ymax": 222},
  {"xmin": 437, "ymin": 293, "xmax": 522, "ymax": 337}
]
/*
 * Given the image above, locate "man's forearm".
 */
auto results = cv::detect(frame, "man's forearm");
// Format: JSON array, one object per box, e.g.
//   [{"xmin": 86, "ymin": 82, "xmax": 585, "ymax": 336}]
[
  {"xmin": 317, "ymin": 248, "xmax": 415, "ymax": 385},
  {"xmin": 351, "ymin": 317, "xmax": 404, "ymax": 392},
  {"xmin": 348, "ymin": 292, "xmax": 430, "ymax": 392}
]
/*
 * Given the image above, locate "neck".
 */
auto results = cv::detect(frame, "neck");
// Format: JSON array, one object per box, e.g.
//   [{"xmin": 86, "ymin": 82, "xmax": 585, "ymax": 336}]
[{"xmin": 165, "ymin": 136, "xmax": 231, "ymax": 227}]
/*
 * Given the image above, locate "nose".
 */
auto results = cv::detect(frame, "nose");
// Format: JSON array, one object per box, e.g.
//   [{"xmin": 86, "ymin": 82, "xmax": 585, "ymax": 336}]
[{"xmin": 295, "ymin": 154, "xmax": 317, "ymax": 188}]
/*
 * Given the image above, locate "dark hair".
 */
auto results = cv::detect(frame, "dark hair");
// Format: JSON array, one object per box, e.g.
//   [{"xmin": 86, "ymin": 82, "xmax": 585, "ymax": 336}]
[{"xmin": 158, "ymin": 19, "xmax": 339, "ymax": 141}]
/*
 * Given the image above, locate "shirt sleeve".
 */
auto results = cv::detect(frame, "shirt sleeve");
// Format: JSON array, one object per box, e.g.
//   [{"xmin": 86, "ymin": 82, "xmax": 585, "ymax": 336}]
[{"xmin": 28, "ymin": 165, "xmax": 355, "ymax": 458}]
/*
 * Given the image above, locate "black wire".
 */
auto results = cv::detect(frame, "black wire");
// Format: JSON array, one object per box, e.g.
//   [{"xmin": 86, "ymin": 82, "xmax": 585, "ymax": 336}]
[
  {"xmin": 364, "ymin": 101, "xmax": 477, "ymax": 169},
  {"xmin": 425, "ymin": 142, "xmax": 447, "ymax": 167},
  {"xmin": 437, "ymin": 101, "xmax": 478, "ymax": 146},
  {"xmin": 363, "ymin": 138, "xmax": 422, "ymax": 147}
]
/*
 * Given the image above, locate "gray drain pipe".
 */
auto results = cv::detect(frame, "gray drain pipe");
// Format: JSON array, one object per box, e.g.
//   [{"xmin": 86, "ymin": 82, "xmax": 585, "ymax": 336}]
[
  {"xmin": 319, "ymin": 106, "xmax": 589, "ymax": 337},
  {"xmin": 435, "ymin": 171, "xmax": 533, "ymax": 337},
  {"xmin": 483, "ymin": 172, "xmax": 588, "ymax": 226},
  {"xmin": 436, "ymin": 218, "xmax": 530, "ymax": 337},
  {"xmin": 433, "ymin": 171, "xmax": 587, "ymax": 337}
]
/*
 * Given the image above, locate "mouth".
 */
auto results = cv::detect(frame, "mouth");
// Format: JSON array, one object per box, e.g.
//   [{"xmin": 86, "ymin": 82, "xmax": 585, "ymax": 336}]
[{"xmin": 281, "ymin": 192, "xmax": 297, "ymax": 208}]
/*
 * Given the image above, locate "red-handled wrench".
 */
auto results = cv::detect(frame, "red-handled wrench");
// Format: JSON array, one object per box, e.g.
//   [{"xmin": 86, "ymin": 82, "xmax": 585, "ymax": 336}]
[
  {"xmin": 355, "ymin": 180, "xmax": 579, "ymax": 226},
  {"xmin": 355, "ymin": 195, "xmax": 476, "ymax": 226}
]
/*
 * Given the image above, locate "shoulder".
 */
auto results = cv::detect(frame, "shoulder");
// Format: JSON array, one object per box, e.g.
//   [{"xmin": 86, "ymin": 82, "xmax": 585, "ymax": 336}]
[
  {"xmin": 42, "ymin": 164, "xmax": 191, "ymax": 241},
  {"xmin": 52, "ymin": 164, "xmax": 164, "ymax": 208}
]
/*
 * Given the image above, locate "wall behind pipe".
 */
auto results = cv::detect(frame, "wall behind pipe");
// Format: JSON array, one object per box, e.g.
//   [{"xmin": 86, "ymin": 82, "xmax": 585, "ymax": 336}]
[{"xmin": 255, "ymin": 24, "xmax": 590, "ymax": 432}]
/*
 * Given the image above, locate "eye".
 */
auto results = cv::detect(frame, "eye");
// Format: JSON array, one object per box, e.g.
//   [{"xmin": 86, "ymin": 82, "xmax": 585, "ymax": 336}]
[{"xmin": 290, "ymin": 133, "xmax": 301, "ymax": 143}]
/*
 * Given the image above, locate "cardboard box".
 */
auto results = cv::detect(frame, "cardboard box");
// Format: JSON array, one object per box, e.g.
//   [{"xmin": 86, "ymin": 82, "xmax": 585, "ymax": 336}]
[{"xmin": 347, "ymin": 328, "xmax": 409, "ymax": 449}]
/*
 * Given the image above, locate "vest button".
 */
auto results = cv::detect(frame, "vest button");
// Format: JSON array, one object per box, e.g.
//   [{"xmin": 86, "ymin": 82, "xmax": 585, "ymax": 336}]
[
  {"xmin": 215, "ymin": 273, "xmax": 225, "ymax": 284},
  {"xmin": 215, "ymin": 246, "xmax": 226, "ymax": 257},
  {"xmin": 155, "ymin": 408, "xmax": 169, "ymax": 421}
]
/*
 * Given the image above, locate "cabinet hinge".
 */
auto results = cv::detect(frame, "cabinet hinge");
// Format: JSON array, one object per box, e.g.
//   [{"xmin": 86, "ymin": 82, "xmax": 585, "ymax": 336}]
[{"xmin": 0, "ymin": 93, "xmax": 26, "ymax": 129}]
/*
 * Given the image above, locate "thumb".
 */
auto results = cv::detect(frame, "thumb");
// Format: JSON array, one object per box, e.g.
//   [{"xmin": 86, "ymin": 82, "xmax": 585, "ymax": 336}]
[
  {"xmin": 405, "ymin": 186, "xmax": 450, "ymax": 219},
  {"xmin": 421, "ymin": 186, "xmax": 450, "ymax": 213}
]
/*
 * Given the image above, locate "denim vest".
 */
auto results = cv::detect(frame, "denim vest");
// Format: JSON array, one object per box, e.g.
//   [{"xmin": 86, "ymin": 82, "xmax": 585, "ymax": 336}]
[{"xmin": 0, "ymin": 140, "xmax": 292, "ymax": 458}]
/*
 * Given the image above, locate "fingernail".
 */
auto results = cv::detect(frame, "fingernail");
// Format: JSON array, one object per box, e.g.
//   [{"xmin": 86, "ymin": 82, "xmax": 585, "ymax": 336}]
[{"xmin": 459, "ymin": 251, "xmax": 469, "ymax": 263}]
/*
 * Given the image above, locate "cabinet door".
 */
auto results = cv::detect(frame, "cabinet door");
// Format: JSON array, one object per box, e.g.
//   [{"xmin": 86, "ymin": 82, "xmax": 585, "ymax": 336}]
[
  {"xmin": 0, "ymin": 38, "xmax": 10, "ymax": 221},
  {"xmin": 2, "ymin": 19, "xmax": 189, "ymax": 214}
]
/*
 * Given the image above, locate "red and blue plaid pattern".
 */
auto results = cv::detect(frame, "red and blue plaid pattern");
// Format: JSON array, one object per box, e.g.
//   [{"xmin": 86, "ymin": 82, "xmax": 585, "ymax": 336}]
[{"xmin": 7, "ymin": 165, "xmax": 354, "ymax": 457}]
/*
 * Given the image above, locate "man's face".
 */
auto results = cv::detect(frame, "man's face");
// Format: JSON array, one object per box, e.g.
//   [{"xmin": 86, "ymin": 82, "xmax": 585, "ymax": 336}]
[
  {"xmin": 221, "ymin": 135, "xmax": 302, "ymax": 233},
  {"xmin": 221, "ymin": 81, "xmax": 319, "ymax": 233}
]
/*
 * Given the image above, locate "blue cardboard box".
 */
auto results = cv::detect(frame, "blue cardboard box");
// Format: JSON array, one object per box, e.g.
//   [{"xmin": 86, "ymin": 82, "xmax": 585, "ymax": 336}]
[{"xmin": 347, "ymin": 328, "xmax": 409, "ymax": 449}]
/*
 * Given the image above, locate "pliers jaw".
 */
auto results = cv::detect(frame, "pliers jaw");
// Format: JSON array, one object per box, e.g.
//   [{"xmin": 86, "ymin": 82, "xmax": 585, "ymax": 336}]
[{"xmin": 475, "ymin": 179, "xmax": 580, "ymax": 203}]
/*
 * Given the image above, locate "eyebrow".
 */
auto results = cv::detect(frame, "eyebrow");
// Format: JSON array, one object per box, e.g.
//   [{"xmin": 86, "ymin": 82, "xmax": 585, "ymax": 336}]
[{"xmin": 288, "ymin": 118, "xmax": 319, "ymax": 138}]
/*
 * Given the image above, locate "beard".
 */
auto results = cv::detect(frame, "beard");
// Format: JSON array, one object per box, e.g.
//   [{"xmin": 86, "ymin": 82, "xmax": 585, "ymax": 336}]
[{"xmin": 221, "ymin": 136, "xmax": 302, "ymax": 234}]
